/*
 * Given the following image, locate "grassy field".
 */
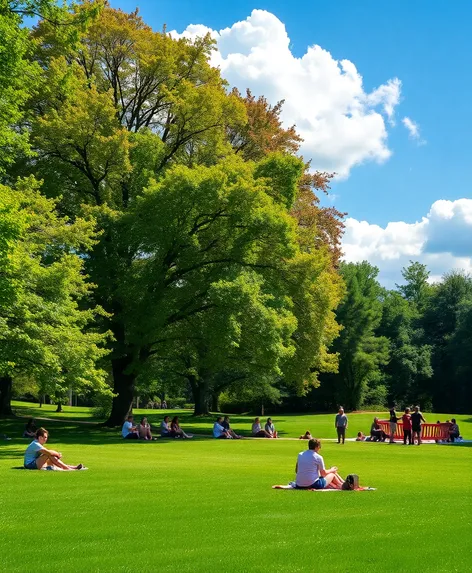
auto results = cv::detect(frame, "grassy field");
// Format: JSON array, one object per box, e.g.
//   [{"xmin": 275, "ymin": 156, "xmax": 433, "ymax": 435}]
[{"xmin": 1, "ymin": 404, "xmax": 471, "ymax": 573}]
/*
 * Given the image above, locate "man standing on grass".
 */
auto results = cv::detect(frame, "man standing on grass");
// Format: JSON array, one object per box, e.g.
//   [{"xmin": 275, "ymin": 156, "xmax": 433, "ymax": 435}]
[
  {"xmin": 24, "ymin": 428, "xmax": 83, "ymax": 470},
  {"xmin": 335, "ymin": 407, "xmax": 348, "ymax": 444},
  {"xmin": 411, "ymin": 406, "xmax": 426, "ymax": 445},
  {"xmin": 295, "ymin": 439, "xmax": 345, "ymax": 489},
  {"xmin": 122, "ymin": 415, "xmax": 139, "ymax": 440},
  {"xmin": 389, "ymin": 405, "xmax": 400, "ymax": 443}
]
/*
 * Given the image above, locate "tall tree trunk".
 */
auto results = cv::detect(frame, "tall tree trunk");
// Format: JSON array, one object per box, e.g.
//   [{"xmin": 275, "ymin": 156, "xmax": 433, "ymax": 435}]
[
  {"xmin": 105, "ymin": 354, "xmax": 136, "ymax": 426},
  {"xmin": 0, "ymin": 376, "xmax": 13, "ymax": 417},
  {"xmin": 189, "ymin": 376, "xmax": 210, "ymax": 416},
  {"xmin": 56, "ymin": 402, "xmax": 63, "ymax": 413}
]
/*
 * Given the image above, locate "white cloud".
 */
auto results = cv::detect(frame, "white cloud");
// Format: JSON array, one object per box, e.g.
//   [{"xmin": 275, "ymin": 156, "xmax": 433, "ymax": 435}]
[
  {"xmin": 342, "ymin": 199, "xmax": 472, "ymax": 287},
  {"xmin": 402, "ymin": 116, "xmax": 425, "ymax": 144},
  {"xmin": 171, "ymin": 10, "xmax": 405, "ymax": 178}
]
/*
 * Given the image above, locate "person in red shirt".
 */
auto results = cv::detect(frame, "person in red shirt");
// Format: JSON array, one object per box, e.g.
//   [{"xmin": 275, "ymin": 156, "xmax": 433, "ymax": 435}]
[{"xmin": 402, "ymin": 407, "xmax": 412, "ymax": 445}]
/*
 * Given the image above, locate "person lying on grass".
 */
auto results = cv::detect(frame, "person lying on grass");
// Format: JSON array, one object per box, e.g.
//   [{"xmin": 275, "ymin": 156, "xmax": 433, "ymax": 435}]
[
  {"xmin": 295, "ymin": 438, "xmax": 345, "ymax": 490},
  {"xmin": 122, "ymin": 415, "xmax": 139, "ymax": 440},
  {"xmin": 24, "ymin": 428, "xmax": 84, "ymax": 471},
  {"xmin": 252, "ymin": 417, "xmax": 272, "ymax": 438},
  {"xmin": 299, "ymin": 430, "xmax": 313, "ymax": 440},
  {"xmin": 171, "ymin": 416, "xmax": 193, "ymax": 439},
  {"xmin": 221, "ymin": 416, "xmax": 241, "ymax": 439}
]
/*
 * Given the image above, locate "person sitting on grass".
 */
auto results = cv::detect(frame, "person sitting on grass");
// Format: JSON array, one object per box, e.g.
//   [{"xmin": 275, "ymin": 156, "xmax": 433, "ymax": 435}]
[
  {"xmin": 160, "ymin": 416, "xmax": 173, "ymax": 437},
  {"xmin": 299, "ymin": 430, "xmax": 313, "ymax": 440},
  {"xmin": 295, "ymin": 438, "xmax": 345, "ymax": 489},
  {"xmin": 122, "ymin": 415, "xmax": 139, "ymax": 440},
  {"xmin": 356, "ymin": 431, "xmax": 366, "ymax": 441},
  {"xmin": 24, "ymin": 428, "xmax": 83, "ymax": 471},
  {"xmin": 370, "ymin": 417, "xmax": 388, "ymax": 442},
  {"xmin": 221, "ymin": 416, "xmax": 241, "ymax": 439},
  {"xmin": 137, "ymin": 417, "xmax": 153, "ymax": 440},
  {"xmin": 171, "ymin": 416, "xmax": 193, "ymax": 439},
  {"xmin": 265, "ymin": 417, "xmax": 278, "ymax": 438},
  {"xmin": 252, "ymin": 417, "xmax": 272, "ymax": 438},
  {"xmin": 213, "ymin": 417, "xmax": 232, "ymax": 439},
  {"xmin": 23, "ymin": 418, "xmax": 36, "ymax": 438},
  {"xmin": 448, "ymin": 419, "xmax": 460, "ymax": 442}
]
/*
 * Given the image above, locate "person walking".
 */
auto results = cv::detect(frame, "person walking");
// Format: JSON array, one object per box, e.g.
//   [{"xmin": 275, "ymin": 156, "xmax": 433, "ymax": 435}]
[{"xmin": 335, "ymin": 407, "xmax": 348, "ymax": 444}]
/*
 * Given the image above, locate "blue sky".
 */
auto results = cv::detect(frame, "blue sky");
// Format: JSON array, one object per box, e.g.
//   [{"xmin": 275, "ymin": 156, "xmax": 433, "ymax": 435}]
[{"xmin": 109, "ymin": 0, "xmax": 472, "ymax": 285}]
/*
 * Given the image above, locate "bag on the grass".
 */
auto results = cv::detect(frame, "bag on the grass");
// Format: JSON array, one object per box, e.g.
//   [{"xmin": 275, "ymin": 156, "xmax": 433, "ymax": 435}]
[{"xmin": 342, "ymin": 474, "xmax": 359, "ymax": 490}]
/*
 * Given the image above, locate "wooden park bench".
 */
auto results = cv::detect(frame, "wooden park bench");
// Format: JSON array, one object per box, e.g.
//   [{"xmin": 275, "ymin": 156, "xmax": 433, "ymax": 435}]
[{"xmin": 378, "ymin": 420, "xmax": 450, "ymax": 442}]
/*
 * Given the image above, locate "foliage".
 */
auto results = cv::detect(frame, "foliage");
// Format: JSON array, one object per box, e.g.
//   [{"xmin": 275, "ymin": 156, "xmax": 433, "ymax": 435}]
[{"xmin": 0, "ymin": 178, "xmax": 110, "ymax": 408}]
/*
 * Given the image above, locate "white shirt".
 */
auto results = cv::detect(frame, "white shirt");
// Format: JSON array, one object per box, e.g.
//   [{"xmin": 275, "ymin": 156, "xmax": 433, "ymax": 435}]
[
  {"xmin": 252, "ymin": 423, "xmax": 261, "ymax": 435},
  {"xmin": 296, "ymin": 449, "xmax": 325, "ymax": 487},
  {"xmin": 122, "ymin": 421, "xmax": 134, "ymax": 438},
  {"xmin": 213, "ymin": 423, "xmax": 225, "ymax": 438}
]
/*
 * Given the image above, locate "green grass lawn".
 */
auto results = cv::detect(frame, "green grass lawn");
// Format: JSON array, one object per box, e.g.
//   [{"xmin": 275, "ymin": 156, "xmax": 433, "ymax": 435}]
[{"xmin": 1, "ymin": 406, "xmax": 471, "ymax": 573}]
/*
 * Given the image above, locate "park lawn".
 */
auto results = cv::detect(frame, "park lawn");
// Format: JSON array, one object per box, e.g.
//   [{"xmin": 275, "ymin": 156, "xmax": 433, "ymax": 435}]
[
  {"xmin": 1, "ymin": 413, "xmax": 471, "ymax": 573},
  {"xmin": 11, "ymin": 400, "xmax": 472, "ymax": 440}
]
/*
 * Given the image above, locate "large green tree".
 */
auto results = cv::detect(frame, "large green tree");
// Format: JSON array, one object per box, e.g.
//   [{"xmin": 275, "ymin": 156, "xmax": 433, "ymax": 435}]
[
  {"xmin": 320, "ymin": 262, "xmax": 389, "ymax": 410},
  {"xmin": 0, "ymin": 179, "xmax": 109, "ymax": 415},
  {"xmin": 15, "ymin": 3, "xmax": 344, "ymax": 423}
]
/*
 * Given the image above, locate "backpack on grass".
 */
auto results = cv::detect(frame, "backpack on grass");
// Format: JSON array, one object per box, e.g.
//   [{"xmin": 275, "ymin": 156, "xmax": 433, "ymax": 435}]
[{"xmin": 342, "ymin": 474, "xmax": 359, "ymax": 490}]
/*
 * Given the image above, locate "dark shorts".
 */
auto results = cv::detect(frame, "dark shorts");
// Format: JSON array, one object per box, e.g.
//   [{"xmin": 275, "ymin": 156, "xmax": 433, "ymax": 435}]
[
  {"xmin": 24, "ymin": 460, "xmax": 38, "ymax": 470},
  {"xmin": 124, "ymin": 433, "xmax": 139, "ymax": 439},
  {"xmin": 296, "ymin": 477, "xmax": 327, "ymax": 490},
  {"xmin": 412, "ymin": 426, "xmax": 421, "ymax": 433}
]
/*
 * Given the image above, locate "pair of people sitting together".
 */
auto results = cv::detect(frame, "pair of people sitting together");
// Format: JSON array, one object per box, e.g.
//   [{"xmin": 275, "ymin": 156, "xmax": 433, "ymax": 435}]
[
  {"xmin": 121, "ymin": 415, "xmax": 156, "ymax": 440},
  {"xmin": 252, "ymin": 417, "xmax": 278, "ymax": 438},
  {"xmin": 160, "ymin": 416, "xmax": 193, "ymax": 439},
  {"xmin": 213, "ymin": 416, "xmax": 241, "ymax": 439}
]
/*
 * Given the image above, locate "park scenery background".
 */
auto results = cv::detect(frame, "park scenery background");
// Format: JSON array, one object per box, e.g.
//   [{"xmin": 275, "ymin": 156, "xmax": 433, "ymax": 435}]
[
  {"xmin": 1, "ymin": 1, "xmax": 472, "ymax": 572},
  {"xmin": 1, "ymin": 403, "xmax": 472, "ymax": 573}
]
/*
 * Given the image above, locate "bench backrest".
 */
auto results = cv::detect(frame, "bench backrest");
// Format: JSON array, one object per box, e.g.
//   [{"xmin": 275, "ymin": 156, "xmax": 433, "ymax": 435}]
[{"xmin": 378, "ymin": 420, "xmax": 450, "ymax": 441}]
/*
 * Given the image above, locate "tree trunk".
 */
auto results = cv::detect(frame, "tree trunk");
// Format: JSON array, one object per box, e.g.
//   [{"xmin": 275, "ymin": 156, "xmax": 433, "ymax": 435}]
[
  {"xmin": 0, "ymin": 376, "xmax": 13, "ymax": 417},
  {"xmin": 104, "ymin": 354, "xmax": 136, "ymax": 426},
  {"xmin": 189, "ymin": 376, "xmax": 210, "ymax": 416},
  {"xmin": 55, "ymin": 402, "xmax": 63, "ymax": 413}
]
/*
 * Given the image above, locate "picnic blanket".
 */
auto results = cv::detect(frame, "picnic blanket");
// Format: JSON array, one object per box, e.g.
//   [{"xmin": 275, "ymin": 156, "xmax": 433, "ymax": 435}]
[{"xmin": 272, "ymin": 482, "xmax": 376, "ymax": 491}]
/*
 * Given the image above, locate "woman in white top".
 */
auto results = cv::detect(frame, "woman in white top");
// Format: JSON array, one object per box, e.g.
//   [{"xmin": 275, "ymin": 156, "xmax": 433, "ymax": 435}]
[
  {"xmin": 137, "ymin": 417, "xmax": 153, "ymax": 440},
  {"xmin": 252, "ymin": 417, "xmax": 272, "ymax": 438}
]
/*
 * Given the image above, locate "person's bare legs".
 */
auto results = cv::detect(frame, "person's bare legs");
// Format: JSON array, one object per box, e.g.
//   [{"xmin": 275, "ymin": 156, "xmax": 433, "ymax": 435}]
[
  {"xmin": 36, "ymin": 453, "xmax": 79, "ymax": 470},
  {"xmin": 331, "ymin": 473, "xmax": 345, "ymax": 488}
]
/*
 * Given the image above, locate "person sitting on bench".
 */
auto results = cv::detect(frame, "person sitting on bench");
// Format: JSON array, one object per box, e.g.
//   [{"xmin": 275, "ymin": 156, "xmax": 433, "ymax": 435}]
[{"xmin": 24, "ymin": 428, "xmax": 83, "ymax": 470}]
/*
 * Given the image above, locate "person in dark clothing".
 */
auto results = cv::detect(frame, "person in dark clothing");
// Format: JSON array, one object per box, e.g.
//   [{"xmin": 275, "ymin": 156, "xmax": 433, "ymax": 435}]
[
  {"xmin": 370, "ymin": 417, "xmax": 387, "ymax": 442},
  {"xmin": 411, "ymin": 406, "xmax": 426, "ymax": 445},
  {"xmin": 448, "ymin": 419, "xmax": 460, "ymax": 442},
  {"xmin": 389, "ymin": 406, "xmax": 400, "ymax": 443}
]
